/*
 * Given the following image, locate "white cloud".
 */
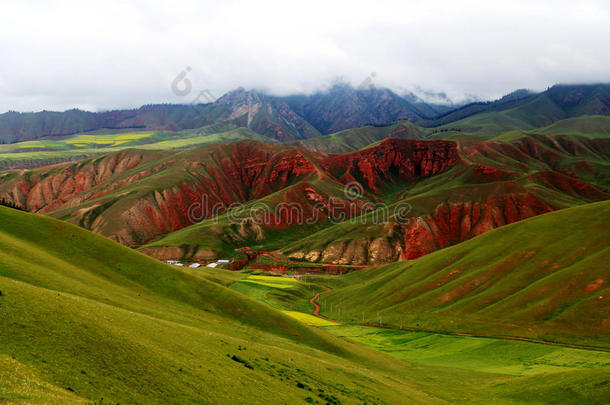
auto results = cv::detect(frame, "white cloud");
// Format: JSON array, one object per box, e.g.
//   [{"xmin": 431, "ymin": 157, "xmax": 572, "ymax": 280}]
[{"xmin": 1, "ymin": 0, "xmax": 609, "ymax": 112}]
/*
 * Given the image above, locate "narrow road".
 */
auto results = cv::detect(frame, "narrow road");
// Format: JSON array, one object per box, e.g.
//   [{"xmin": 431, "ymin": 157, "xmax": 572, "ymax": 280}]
[
  {"xmin": 309, "ymin": 287, "xmax": 610, "ymax": 353},
  {"xmin": 309, "ymin": 286, "xmax": 343, "ymax": 324}
]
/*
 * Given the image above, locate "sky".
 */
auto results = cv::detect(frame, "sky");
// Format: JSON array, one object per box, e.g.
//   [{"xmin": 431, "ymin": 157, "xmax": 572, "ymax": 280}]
[{"xmin": 1, "ymin": 0, "xmax": 609, "ymax": 113}]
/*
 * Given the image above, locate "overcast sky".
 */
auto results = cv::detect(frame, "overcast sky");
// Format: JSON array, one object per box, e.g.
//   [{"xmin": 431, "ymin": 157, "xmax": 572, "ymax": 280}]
[{"xmin": 1, "ymin": 0, "xmax": 609, "ymax": 113}]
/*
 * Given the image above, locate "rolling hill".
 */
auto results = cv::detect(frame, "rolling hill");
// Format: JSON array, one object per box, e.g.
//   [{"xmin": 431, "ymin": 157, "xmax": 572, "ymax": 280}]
[
  {"xmin": 319, "ymin": 201, "xmax": 610, "ymax": 347},
  {"xmin": 532, "ymin": 115, "xmax": 610, "ymax": 137},
  {"xmin": 280, "ymin": 132, "xmax": 609, "ymax": 264},
  {"xmin": 424, "ymin": 84, "xmax": 610, "ymax": 135},
  {"xmin": 289, "ymin": 120, "xmax": 424, "ymax": 154},
  {"xmin": 0, "ymin": 205, "xmax": 446, "ymax": 404},
  {"xmin": 3, "ymin": 194, "xmax": 609, "ymax": 404}
]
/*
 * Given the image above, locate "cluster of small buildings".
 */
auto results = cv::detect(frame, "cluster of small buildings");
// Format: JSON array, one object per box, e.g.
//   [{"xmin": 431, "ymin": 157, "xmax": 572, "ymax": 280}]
[{"xmin": 165, "ymin": 259, "xmax": 230, "ymax": 269}]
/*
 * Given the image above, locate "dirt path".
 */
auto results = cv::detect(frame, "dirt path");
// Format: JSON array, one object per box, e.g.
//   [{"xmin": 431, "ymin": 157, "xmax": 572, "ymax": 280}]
[
  {"xmin": 309, "ymin": 286, "xmax": 343, "ymax": 324},
  {"xmin": 309, "ymin": 287, "xmax": 610, "ymax": 353}
]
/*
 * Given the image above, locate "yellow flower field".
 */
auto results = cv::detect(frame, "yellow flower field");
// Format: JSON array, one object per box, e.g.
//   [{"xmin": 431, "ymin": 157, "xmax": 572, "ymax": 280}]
[{"xmin": 280, "ymin": 311, "xmax": 337, "ymax": 326}]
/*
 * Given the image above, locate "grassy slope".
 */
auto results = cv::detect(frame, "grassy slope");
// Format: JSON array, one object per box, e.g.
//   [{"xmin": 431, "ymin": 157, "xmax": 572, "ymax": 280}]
[
  {"xmin": 3, "ymin": 205, "xmax": 605, "ymax": 404},
  {"xmin": 435, "ymin": 94, "xmax": 563, "ymax": 135},
  {"xmin": 290, "ymin": 121, "xmax": 423, "ymax": 153},
  {"xmin": 0, "ymin": 206, "xmax": 444, "ymax": 404},
  {"xmin": 533, "ymin": 115, "xmax": 610, "ymax": 137},
  {"xmin": 323, "ymin": 326, "xmax": 610, "ymax": 404},
  {"xmin": 320, "ymin": 201, "xmax": 610, "ymax": 346},
  {"xmin": 210, "ymin": 269, "xmax": 610, "ymax": 404},
  {"xmin": 434, "ymin": 89, "xmax": 610, "ymax": 136}
]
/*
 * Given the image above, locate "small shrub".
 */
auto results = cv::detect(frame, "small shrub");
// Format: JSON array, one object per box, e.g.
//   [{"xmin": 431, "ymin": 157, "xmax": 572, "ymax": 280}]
[
  {"xmin": 231, "ymin": 354, "xmax": 253, "ymax": 370},
  {"xmin": 318, "ymin": 392, "xmax": 341, "ymax": 404}
]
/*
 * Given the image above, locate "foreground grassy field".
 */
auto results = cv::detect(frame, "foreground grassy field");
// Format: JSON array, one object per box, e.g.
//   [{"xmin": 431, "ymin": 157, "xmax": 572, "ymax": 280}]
[
  {"xmin": 2, "ymin": 204, "xmax": 609, "ymax": 403},
  {"xmin": 0, "ymin": 206, "xmax": 449, "ymax": 404}
]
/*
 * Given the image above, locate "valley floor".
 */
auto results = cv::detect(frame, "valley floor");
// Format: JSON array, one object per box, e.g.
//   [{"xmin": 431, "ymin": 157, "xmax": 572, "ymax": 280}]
[{"xmin": 220, "ymin": 271, "xmax": 610, "ymax": 404}]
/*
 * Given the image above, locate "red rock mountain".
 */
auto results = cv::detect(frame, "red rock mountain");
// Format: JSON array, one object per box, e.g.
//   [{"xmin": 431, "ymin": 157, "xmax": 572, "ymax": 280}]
[{"xmin": 0, "ymin": 136, "xmax": 607, "ymax": 264}]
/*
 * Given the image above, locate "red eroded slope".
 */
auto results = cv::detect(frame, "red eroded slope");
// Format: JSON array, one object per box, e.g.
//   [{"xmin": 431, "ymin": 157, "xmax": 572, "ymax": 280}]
[
  {"xmin": 0, "ymin": 139, "xmax": 459, "ymax": 246},
  {"xmin": 321, "ymin": 139, "xmax": 459, "ymax": 192},
  {"xmin": 399, "ymin": 188, "xmax": 555, "ymax": 260},
  {"xmin": 0, "ymin": 136, "xmax": 607, "ymax": 264},
  {"xmin": 2, "ymin": 149, "xmax": 169, "ymax": 213}
]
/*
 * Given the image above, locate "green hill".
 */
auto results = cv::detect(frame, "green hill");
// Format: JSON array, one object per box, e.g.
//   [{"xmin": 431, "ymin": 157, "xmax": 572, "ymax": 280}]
[
  {"xmin": 289, "ymin": 121, "xmax": 423, "ymax": 153},
  {"xmin": 533, "ymin": 115, "xmax": 610, "ymax": 137},
  {"xmin": 429, "ymin": 84, "xmax": 610, "ymax": 136},
  {"xmin": 0, "ymin": 205, "xmax": 443, "ymax": 404},
  {"xmin": 320, "ymin": 201, "xmax": 610, "ymax": 347},
  {"xmin": 1, "ymin": 200, "xmax": 609, "ymax": 404}
]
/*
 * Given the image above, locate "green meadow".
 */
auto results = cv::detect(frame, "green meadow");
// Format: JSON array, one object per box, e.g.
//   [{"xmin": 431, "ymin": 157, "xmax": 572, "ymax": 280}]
[
  {"xmin": 0, "ymin": 206, "xmax": 439, "ymax": 404},
  {"xmin": 215, "ymin": 266, "xmax": 610, "ymax": 404},
  {"xmin": 1, "ymin": 202, "xmax": 609, "ymax": 403}
]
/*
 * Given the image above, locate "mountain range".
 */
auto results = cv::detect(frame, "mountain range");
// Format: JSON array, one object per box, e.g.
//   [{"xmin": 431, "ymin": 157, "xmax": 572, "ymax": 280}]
[{"xmin": 2, "ymin": 83, "xmax": 609, "ymax": 144}]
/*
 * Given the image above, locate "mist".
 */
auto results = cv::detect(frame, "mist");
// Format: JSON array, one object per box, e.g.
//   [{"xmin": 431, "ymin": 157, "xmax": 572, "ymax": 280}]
[{"xmin": 1, "ymin": 0, "xmax": 609, "ymax": 112}]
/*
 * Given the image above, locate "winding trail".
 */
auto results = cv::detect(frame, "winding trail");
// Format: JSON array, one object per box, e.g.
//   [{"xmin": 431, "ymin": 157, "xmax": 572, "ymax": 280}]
[
  {"xmin": 309, "ymin": 286, "xmax": 343, "ymax": 324},
  {"xmin": 309, "ymin": 287, "xmax": 610, "ymax": 353}
]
